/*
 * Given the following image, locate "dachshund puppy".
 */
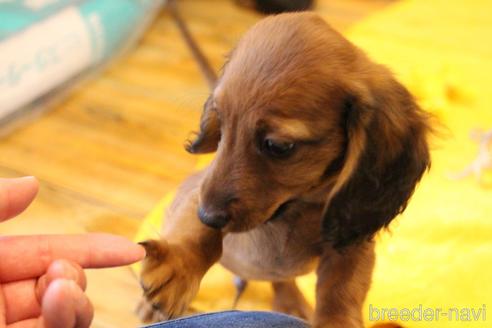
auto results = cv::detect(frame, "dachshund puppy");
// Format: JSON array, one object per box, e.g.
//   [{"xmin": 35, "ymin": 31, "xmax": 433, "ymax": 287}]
[{"xmin": 137, "ymin": 12, "xmax": 431, "ymax": 328}]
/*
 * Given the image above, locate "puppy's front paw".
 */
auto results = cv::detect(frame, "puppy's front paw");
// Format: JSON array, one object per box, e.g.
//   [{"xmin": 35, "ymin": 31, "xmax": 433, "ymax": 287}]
[{"xmin": 137, "ymin": 239, "xmax": 203, "ymax": 323}]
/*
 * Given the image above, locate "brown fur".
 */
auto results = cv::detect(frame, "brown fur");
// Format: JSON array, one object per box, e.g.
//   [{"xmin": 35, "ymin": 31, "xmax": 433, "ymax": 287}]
[{"xmin": 138, "ymin": 13, "xmax": 431, "ymax": 328}]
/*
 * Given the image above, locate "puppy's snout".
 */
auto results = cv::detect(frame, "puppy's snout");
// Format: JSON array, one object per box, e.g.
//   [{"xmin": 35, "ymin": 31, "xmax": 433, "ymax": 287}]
[{"xmin": 198, "ymin": 206, "xmax": 231, "ymax": 229}]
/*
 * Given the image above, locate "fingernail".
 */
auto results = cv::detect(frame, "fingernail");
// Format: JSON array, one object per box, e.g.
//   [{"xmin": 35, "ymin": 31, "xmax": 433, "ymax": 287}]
[
  {"xmin": 14, "ymin": 176, "xmax": 37, "ymax": 183},
  {"xmin": 50, "ymin": 260, "xmax": 65, "ymax": 275},
  {"xmin": 1, "ymin": 176, "xmax": 36, "ymax": 183},
  {"xmin": 19, "ymin": 176, "xmax": 35, "ymax": 179},
  {"xmin": 13, "ymin": 176, "xmax": 39, "ymax": 189},
  {"xmin": 47, "ymin": 278, "xmax": 74, "ymax": 295},
  {"xmin": 50, "ymin": 260, "xmax": 78, "ymax": 280},
  {"xmin": 55, "ymin": 279, "xmax": 79, "ymax": 293}
]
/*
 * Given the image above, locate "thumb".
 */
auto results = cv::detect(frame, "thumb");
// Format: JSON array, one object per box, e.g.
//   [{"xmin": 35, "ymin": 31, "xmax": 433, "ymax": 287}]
[
  {"xmin": 0, "ymin": 176, "xmax": 39, "ymax": 222},
  {"xmin": 39, "ymin": 279, "xmax": 94, "ymax": 328}
]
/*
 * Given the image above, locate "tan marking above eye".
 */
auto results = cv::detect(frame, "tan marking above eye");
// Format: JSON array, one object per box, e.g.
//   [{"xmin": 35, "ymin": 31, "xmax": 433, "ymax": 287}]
[{"xmin": 270, "ymin": 119, "xmax": 313, "ymax": 140}]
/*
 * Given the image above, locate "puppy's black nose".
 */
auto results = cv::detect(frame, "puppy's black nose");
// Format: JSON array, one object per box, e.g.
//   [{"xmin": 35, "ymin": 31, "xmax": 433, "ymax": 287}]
[{"xmin": 198, "ymin": 206, "xmax": 230, "ymax": 229}]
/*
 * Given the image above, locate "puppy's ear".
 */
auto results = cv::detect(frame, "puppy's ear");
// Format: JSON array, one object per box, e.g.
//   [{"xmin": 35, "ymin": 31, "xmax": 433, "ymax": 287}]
[
  {"xmin": 185, "ymin": 96, "xmax": 221, "ymax": 154},
  {"xmin": 323, "ymin": 72, "xmax": 431, "ymax": 249}
]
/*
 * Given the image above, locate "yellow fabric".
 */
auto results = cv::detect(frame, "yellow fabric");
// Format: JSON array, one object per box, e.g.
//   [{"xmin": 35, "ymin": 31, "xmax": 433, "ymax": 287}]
[{"xmin": 134, "ymin": 1, "xmax": 492, "ymax": 326}]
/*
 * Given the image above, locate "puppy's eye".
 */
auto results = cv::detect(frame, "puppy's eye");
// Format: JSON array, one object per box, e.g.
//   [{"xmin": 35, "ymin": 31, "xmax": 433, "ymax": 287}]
[{"xmin": 263, "ymin": 139, "xmax": 296, "ymax": 158}]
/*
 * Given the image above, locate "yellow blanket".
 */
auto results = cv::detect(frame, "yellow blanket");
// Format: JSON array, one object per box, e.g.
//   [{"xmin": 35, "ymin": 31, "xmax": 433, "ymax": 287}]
[{"xmin": 135, "ymin": 1, "xmax": 492, "ymax": 326}]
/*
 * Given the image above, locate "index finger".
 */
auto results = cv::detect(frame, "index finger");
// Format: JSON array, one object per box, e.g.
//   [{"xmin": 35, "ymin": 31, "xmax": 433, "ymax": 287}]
[{"xmin": 0, "ymin": 233, "xmax": 146, "ymax": 283}]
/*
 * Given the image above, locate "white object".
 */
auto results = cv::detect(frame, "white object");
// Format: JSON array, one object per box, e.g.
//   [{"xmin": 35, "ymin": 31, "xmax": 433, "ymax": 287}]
[{"xmin": 0, "ymin": 7, "xmax": 92, "ymax": 118}]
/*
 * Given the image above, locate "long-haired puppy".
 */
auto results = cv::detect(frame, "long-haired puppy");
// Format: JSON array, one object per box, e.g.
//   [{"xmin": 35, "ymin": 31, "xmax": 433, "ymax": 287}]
[{"xmin": 137, "ymin": 12, "xmax": 431, "ymax": 328}]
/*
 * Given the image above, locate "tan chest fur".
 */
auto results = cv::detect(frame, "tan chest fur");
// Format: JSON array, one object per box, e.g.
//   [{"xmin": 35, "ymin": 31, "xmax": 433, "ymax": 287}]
[{"xmin": 219, "ymin": 203, "xmax": 324, "ymax": 281}]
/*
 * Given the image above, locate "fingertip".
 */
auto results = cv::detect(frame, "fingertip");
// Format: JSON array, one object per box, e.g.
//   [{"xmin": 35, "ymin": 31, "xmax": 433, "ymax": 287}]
[
  {"xmin": 42, "ymin": 279, "xmax": 76, "ymax": 328},
  {"xmin": 88, "ymin": 234, "xmax": 148, "ymax": 267},
  {"xmin": 42, "ymin": 279, "xmax": 93, "ymax": 328},
  {"xmin": 0, "ymin": 176, "xmax": 39, "ymax": 221},
  {"xmin": 43, "ymin": 279, "xmax": 74, "ymax": 303},
  {"xmin": 136, "ymin": 244, "xmax": 147, "ymax": 260},
  {"xmin": 21, "ymin": 175, "xmax": 39, "ymax": 187},
  {"xmin": 10, "ymin": 176, "xmax": 39, "ymax": 196},
  {"xmin": 118, "ymin": 238, "xmax": 147, "ymax": 263}
]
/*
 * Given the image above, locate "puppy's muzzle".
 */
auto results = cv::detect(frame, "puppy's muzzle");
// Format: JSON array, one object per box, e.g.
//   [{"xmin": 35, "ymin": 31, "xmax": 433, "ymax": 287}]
[{"xmin": 198, "ymin": 206, "xmax": 230, "ymax": 229}]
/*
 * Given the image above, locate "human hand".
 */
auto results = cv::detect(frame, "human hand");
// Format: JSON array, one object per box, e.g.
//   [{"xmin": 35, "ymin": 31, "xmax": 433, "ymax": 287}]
[{"xmin": 0, "ymin": 177, "xmax": 146, "ymax": 328}]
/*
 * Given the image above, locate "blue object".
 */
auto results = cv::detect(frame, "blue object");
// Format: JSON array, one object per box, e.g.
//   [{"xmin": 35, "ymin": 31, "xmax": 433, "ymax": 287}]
[
  {"xmin": 143, "ymin": 311, "xmax": 310, "ymax": 328},
  {"xmin": 0, "ymin": 0, "xmax": 73, "ymax": 39}
]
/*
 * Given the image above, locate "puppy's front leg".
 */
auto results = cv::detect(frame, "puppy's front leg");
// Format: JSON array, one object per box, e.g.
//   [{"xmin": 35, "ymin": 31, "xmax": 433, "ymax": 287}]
[
  {"xmin": 137, "ymin": 173, "xmax": 223, "ymax": 323},
  {"xmin": 313, "ymin": 241, "xmax": 375, "ymax": 328},
  {"xmin": 272, "ymin": 280, "xmax": 313, "ymax": 320}
]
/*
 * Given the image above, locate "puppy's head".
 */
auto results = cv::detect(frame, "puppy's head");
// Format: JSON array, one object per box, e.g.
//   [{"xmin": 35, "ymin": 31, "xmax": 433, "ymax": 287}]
[{"xmin": 186, "ymin": 13, "xmax": 431, "ymax": 247}]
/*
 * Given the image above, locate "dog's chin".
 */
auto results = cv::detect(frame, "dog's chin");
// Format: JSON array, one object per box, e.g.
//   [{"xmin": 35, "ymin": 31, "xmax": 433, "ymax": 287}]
[{"xmin": 223, "ymin": 220, "xmax": 260, "ymax": 233}]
